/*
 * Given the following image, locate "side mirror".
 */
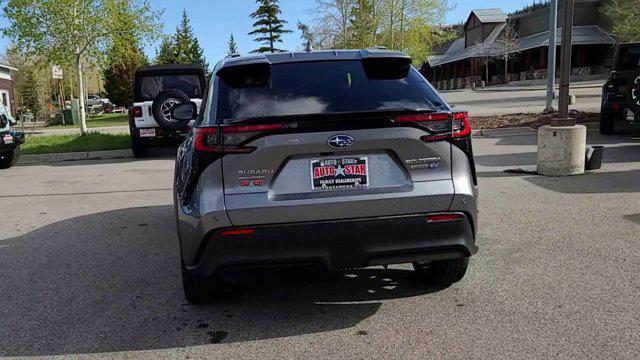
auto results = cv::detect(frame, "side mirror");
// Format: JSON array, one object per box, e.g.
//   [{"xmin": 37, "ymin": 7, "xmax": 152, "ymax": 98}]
[{"xmin": 171, "ymin": 102, "xmax": 198, "ymax": 121}]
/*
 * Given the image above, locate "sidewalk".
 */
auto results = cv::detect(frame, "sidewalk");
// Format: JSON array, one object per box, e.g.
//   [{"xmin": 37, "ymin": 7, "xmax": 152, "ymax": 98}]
[{"xmin": 472, "ymin": 79, "xmax": 605, "ymax": 92}]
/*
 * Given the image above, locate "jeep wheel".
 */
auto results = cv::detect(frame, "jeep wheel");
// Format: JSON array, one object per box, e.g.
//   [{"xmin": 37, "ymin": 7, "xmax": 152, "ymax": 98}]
[
  {"xmin": 181, "ymin": 260, "xmax": 224, "ymax": 304},
  {"xmin": 413, "ymin": 257, "xmax": 469, "ymax": 286},
  {"xmin": 599, "ymin": 107, "xmax": 618, "ymax": 135},
  {"xmin": 131, "ymin": 135, "xmax": 149, "ymax": 158},
  {"xmin": 0, "ymin": 146, "xmax": 20, "ymax": 169},
  {"xmin": 628, "ymin": 70, "xmax": 640, "ymax": 115},
  {"xmin": 151, "ymin": 89, "xmax": 191, "ymax": 132}
]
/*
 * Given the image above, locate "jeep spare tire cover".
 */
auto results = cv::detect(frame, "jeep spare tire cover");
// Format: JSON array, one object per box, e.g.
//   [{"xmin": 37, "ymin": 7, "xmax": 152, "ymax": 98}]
[
  {"xmin": 151, "ymin": 89, "xmax": 192, "ymax": 131},
  {"xmin": 629, "ymin": 69, "xmax": 640, "ymax": 114}
]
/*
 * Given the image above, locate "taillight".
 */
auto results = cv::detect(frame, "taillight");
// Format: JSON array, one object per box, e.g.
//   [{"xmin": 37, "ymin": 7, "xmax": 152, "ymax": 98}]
[
  {"xmin": 132, "ymin": 106, "xmax": 143, "ymax": 118},
  {"xmin": 220, "ymin": 228, "xmax": 255, "ymax": 236},
  {"xmin": 194, "ymin": 123, "xmax": 284, "ymax": 153},
  {"xmin": 426, "ymin": 213, "xmax": 465, "ymax": 223},
  {"xmin": 395, "ymin": 111, "xmax": 471, "ymax": 141}
]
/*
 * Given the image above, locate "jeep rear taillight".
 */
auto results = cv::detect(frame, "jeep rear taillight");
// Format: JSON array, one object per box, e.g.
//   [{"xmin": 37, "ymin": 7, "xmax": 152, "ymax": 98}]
[
  {"xmin": 194, "ymin": 123, "xmax": 284, "ymax": 153},
  {"xmin": 395, "ymin": 111, "xmax": 471, "ymax": 141},
  {"xmin": 132, "ymin": 106, "xmax": 143, "ymax": 118}
]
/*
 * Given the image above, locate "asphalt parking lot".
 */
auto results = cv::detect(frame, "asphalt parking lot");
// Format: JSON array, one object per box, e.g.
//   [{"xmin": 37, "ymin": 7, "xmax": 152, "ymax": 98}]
[{"xmin": 1, "ymin": 130, "xmax": 639, "ymax": 359}]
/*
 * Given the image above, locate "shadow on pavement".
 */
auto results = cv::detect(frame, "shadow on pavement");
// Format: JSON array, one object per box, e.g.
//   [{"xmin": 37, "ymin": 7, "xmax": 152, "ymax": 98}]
[
  {"xmin": 490, "ymin": 130, "xmax": 640, "ymax": 147},
  {"xmin": 0, "ymin": 206, "xmax": 440, "ymax": 357},
  {"xmin": 523, "ymin": 169, "xmax": 640, "ymax": 194},
  {"xmin": 475, "ymin": 144, "xmax": 640, "ymax": 168}
]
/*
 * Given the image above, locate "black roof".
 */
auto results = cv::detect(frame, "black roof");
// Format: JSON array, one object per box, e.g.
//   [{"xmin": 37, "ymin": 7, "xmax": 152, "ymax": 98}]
[
  {"xmin": 135, "ymin": 64, "xmax": 206, "ymax": 76},
  {"xmin": 213, "ymin": 48, "xmax": 411, "ymax": 74}
]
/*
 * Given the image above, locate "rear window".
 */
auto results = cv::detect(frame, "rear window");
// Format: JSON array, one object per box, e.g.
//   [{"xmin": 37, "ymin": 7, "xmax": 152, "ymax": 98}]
[
  {"xmin": 135, "ymin": 74, "xmax": 204, "ymax": 102},
  {"xmin": 615, "ymin": 46, "xmax": 640, "ymax": 71},
  {"xmin": 215, "ymin": 61, "xmax": 445, "ymax": 122}
]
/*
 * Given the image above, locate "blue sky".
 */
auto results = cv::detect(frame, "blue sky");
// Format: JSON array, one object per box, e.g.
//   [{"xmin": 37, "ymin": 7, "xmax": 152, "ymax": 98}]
[{"xmin": 1, "ymin": 0, "xmax": 529, "ymax": 65}]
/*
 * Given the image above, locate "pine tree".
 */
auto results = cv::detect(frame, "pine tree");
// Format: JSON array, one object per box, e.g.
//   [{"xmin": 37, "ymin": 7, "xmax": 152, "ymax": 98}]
[
  {"xmin": 103, "ymin": 41, "xmax": 147, "ymax": 107},
  {"xmin": 18, "ymin": 67, "xmax": 40, "ymax": 117},
  {"xmin": 155, "ymin": 36, "xmax": 176, "ymax": 64},
  {"xmin": 155, "ymin": 10, "xmax": 208, "ymax": 68},
  {"xmin": 248, "ymin": 0, "xmax": 292, "ymax": 53},
  {"xmin": 227, "ymin": 34, "xmax": 239, "ymax": 55}
]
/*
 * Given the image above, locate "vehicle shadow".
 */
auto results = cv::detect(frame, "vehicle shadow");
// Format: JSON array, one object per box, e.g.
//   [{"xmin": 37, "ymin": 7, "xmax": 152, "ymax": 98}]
[
  {"xmin": 489, "ymin": 130, "xmax": 640, "ymax": 147},
  {"xmin": 475, "ymin": 144, "xmax": 640, "ymax": 168},
  {"xmin": 0, "ymin": 206, "xmax": 441, "ymax": 357},
  {"xmin": 523, "ymin": 169, "xmax": 640, "ymax": 194}
]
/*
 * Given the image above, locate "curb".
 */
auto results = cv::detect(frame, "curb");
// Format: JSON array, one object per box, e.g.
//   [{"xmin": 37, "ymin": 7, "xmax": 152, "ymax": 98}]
[{"xmin": 18, "ymin": 149, "xmax": 133, "ymax": 165}]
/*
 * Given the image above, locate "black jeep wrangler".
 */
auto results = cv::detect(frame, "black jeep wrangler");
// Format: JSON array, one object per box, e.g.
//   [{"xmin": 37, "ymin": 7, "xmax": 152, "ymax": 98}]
[
  {"xmin": 129, "ymin": 64, "xmax": 207, "ymax": 157},
  {"xmin": 600, "ymin": 42, "xmax": 640, "ymax": 134}
]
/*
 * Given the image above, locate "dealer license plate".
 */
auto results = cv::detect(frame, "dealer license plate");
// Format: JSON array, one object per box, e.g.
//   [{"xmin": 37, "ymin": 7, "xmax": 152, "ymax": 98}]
[
  {"xmin": 2, "ymin": 134, "xmax": 13, "ymax": 144},
  {"xmin": 139, "ymin": 129, "xmax": 156, "ymax": 138},
  {"xmin": 311, "ymin": 157, "xmax": 369, "ymax": 191}
]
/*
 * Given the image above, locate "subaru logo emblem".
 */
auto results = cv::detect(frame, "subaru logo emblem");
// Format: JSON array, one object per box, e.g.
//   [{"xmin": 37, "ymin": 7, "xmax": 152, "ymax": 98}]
[{"xmin": 328, "ymin": 135, "xmax": 354, "ymax": 149}]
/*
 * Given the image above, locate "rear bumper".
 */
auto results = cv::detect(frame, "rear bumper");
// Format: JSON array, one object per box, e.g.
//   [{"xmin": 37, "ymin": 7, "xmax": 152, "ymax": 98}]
[{"xmin": 186, "ymin": 213, "xmax": 477, "ymax": 278}]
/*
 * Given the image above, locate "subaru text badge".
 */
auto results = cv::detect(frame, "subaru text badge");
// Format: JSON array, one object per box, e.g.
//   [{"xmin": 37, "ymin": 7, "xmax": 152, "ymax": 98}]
[{"xmin": 328, "ymin": 135, "xmax": 354, "ymax": 149}]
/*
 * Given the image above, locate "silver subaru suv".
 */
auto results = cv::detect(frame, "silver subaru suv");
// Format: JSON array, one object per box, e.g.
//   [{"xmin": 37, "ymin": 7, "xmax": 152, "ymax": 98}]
[{"xmin": 172, "ymin": 49, "xmax": 478, "ymax": 303}]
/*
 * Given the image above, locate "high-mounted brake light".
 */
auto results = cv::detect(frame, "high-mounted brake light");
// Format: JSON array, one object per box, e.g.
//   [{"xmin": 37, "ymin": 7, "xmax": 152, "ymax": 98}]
[
  {"xmin": 395, "ymin": 111, "xmax": 471, "ymax": 141},
  {"xmin": 132, "ymin": 106, "xmax": 143, "ymax": 118},
  {"xmin": 194, "ymin": 123, "xmax": 285, "ymax": 153}
]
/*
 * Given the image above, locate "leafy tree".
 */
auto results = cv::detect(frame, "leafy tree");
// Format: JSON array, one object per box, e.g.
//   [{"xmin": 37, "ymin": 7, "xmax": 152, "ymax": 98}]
[
  {"xmin": 309, "ymin": 0, "xmax": 450, "ymax": 64},
  {"xmin": 18, "ymin": 67, "xmax": 40, "ymax": 118},
  {"xmin": 1, "ymin": 0, "xmax": 161, "ymax": 134},
  {"xmin": 603, "ymin": 0, "xmax": 640, "ymax": 42},
  {"xmin": 155, "ymin": 10, "xmax": 208, "ymax": 68},
  {"xmin": 310, "ymin": 0, "xmax": 355, "ymax": 49},
  {"xmin": 348, "ymin": 0, "xmax": 377, "ymax": 48},
  {"xmin": 227, "ymin": 34, "xmax": 239, "ymax": 55},
  {"xmin": 493, "ymin": 21, "xmax": 519, "ymax": 81},
  {"xmin": 103, "ymin": 0, "xmax": 149, "ymax": 108},
  {"xmin": 248, "ymin": 0, "xmax": 292, "ymax": 53}
]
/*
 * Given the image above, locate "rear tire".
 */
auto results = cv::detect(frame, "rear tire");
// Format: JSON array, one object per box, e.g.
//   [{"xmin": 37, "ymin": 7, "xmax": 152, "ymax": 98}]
[
  {"xmin": 413, "ymin": 257, "xmax": 469, "ymax": 286},
  {"xmin": 599, "ymin": 107, "xmax": 619, "ymax": 135},
  {"xmin": 181, "ymin": 261, "xmax": 224, "ymax": 304},
  {"xmin": 131, "ymin": 134, "xmax": 148, "ymax": 158},
  {"xmin": 0, "ymin": 147, "xmax": 20, "ymax": 169}
]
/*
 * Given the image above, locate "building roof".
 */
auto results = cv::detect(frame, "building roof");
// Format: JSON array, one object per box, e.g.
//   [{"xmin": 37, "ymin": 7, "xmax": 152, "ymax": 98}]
[
  {"xmin": 428, "ymin": 25, "xmax": 615, "ymax": 67},
  {"xmin": 0, "ymin": 64, "xmax": 18, "ymax": 72},
  {"xmin": 517, "ymin": 25, "xmax": 616, "ymax": 53},
  {"xmin": 470, "ymin": 9, "xmax": 507, "ymax": 24}
]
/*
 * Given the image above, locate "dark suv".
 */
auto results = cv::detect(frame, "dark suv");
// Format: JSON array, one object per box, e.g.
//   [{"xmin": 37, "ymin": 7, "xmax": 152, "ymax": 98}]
[
  {"xmin": 171, "ymin": 49, "xmax": 478, "ymax": 303},
  {"xmin": 600, "ymin": 42, "xmax": 640, "ymax": 134}
]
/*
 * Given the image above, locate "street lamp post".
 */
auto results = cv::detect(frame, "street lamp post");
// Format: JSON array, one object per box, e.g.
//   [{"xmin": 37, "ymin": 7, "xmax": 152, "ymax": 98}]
[
  {"xmin": 545, "ymin": 0, "xmax": 558, "ymax": 112},
  {"xmin": 556, "ymin": 0, "xmax": 576, "ymax": 123},
  {"xmin": 536, "ymin": 0, "xmax": 587, "ymax": 176}
]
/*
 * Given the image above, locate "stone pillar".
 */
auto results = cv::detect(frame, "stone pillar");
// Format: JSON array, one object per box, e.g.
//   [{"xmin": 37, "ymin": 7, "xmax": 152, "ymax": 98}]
[{"xmin": 537, "ymin": 125, "xmax": 587, "ymax": 176}]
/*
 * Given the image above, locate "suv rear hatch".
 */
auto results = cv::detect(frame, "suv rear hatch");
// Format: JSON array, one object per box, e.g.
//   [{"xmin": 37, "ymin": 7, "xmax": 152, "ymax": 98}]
[{"xmin": 207, "ymin": 58, "xmax": 468, "ymax": 225}]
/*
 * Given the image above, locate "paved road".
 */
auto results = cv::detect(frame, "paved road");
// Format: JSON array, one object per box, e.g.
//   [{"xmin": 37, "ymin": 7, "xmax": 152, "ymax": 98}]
[
  {"xmin": 1, "ymin": 131, "xmax": 639, "ymax": 359},
  {"xmin": 442, "ymin": 82, "xmax": 603, "ymax": 116}
]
